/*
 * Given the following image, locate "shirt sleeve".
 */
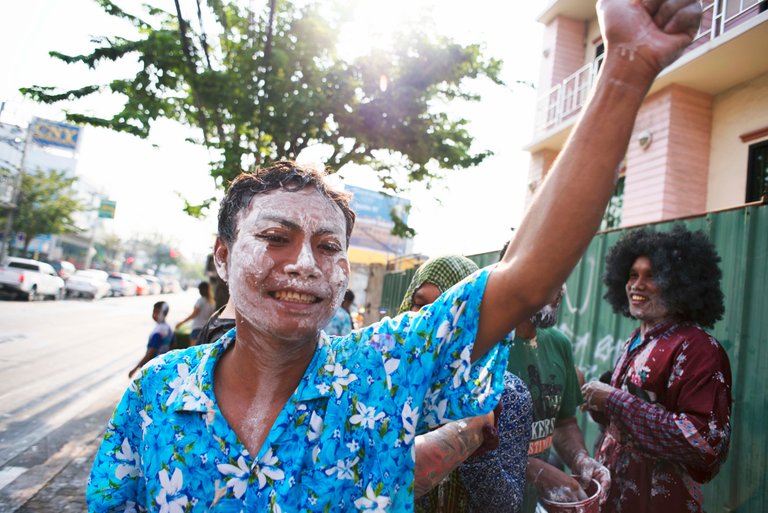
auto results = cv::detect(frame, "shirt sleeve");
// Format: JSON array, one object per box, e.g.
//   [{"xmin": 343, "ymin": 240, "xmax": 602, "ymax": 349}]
[
  {"xmin": 86, "ymin": 381, "xmax": 145, "ymax": 511},
  {"xmin": 420, "ymin": 268, "xmax": 510, "ymax": 431},
  {"xmin": 459, "ymin": 372, "xmax": 532, "ymax": 513},
  {"xmin": 376, "ymin": 267, "xmax": 510, "ymax": 432},
  {"xmin": 605, "ymin": 333, "xmax": 732, "ymax": 483}
]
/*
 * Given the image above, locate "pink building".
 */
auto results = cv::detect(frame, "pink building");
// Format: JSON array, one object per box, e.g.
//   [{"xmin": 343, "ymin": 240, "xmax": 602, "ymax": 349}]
[{"xmin": 525, "ymin": 0, "xmax": 768, "ymax": 228}]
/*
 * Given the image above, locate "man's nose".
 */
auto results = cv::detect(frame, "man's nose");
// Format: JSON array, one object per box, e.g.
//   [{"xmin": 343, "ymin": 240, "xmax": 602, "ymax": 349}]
[{"xmin": 285, "ymin": 242, "xmax": 320, "ymax": 277}]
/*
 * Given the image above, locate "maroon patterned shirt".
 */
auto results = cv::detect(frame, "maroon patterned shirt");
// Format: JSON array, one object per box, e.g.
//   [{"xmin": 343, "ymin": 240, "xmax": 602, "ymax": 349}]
[{"xmin": 596, "ymin": 322, "xmax": 731, "ymax": 513}]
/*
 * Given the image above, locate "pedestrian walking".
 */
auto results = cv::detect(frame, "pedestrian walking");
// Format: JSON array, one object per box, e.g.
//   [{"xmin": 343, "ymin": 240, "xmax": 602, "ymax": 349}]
[
  {"xmin": 175, "ymin": 281, "xmax": 216, "ymax": 346},
  {"xmin": 128, "ymin": 301, "xmax": 173, "ymax": 378}
]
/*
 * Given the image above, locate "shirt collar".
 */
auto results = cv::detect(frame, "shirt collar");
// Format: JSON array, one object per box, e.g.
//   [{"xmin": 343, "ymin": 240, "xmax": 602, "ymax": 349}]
[
  {"xmin": 166, "ymin": 328, "xmax": 234, "ymax": 413},
  {"xmin": 632, "ymin": 319, "xmax": 681, "ymax": 344},
  {"xmin": 167, "ymin": 328, "xmax": 337, "ymax": 413}
]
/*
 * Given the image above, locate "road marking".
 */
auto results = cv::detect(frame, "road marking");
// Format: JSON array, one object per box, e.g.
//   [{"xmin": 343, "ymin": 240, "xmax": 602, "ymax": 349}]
[{"xmin": 0, "ymin": 466, "xmax": 26, "ymax": 490}]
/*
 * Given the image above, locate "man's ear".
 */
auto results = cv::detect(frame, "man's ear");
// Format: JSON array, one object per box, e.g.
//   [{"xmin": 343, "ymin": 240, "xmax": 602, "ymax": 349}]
[{"xmin": 213, "ymin": 238, "xmax": 230, "ymax": 282}]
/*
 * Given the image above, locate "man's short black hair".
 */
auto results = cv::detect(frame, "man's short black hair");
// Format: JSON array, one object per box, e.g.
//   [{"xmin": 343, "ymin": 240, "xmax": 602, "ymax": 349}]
[
  {"xmin": 602, "ymin": 225, "xmax": 725, "ymax": 328},
  {"xmin": 218, "ymin": 160, "xmax": 356, "ymax": 247},
  {"xmin": 344, "ymin": 289, "xmax": 355, "ymax": 303},
  {"xmin": 153, "ymin": 301, "xmax": 169, "ymax": 316}
]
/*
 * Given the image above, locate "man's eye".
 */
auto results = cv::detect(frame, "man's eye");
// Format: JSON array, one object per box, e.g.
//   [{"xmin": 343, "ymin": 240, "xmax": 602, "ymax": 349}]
[
  {"xmin": 320, "ymin": 242, "xmax": 342, "ymax": 253},
  {"xmin": 258, "ymin": 234, "xmax": 288, "ymax": 244}
]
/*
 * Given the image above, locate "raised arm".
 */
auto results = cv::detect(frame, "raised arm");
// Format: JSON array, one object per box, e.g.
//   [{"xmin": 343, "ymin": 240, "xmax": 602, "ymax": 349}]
[{"xmin": 473, "ymin": 0, "xmax": 702, "ymax": 357}]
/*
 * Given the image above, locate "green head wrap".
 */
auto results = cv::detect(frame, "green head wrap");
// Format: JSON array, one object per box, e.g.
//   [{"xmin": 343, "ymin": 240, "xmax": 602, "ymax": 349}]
[{"xmin": 398, "ymin": 255, "xmax": 479, "ymax": 314}]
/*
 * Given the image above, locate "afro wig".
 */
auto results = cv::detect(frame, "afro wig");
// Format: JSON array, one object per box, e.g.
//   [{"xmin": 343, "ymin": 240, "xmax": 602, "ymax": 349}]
[{"xmin": 602, "ymin": 225, "xmax": 724, "ymax": 328}]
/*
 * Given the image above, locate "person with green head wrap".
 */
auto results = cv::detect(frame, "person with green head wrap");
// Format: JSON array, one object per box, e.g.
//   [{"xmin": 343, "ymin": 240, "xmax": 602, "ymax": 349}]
[
  {"xmin": 407, "ymin": 256, "xmax": 533, "ymax": 513},
  {"xmin": 399, "ymin": 255, "xmax": 481, "ymax": 314}
]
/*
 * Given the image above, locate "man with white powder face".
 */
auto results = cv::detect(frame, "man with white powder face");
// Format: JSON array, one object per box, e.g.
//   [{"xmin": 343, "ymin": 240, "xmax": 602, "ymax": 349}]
[{"xmin": 87, "ymin": 1, "xmax": 705, "ymax": 510}]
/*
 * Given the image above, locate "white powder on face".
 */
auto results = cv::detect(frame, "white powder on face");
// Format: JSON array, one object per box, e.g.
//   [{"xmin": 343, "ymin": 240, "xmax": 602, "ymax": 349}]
[{"xmin": 224, "ymin": 187, "xmax": 350, "ymax": 339}]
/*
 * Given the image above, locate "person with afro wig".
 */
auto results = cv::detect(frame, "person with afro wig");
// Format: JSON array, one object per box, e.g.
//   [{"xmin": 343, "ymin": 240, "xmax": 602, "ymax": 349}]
[{"xmin": 581, "ymin": 225, "xmax": 732, "ymax": 513}]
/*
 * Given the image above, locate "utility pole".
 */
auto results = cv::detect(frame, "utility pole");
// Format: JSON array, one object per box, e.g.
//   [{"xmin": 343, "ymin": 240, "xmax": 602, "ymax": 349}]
[{"xmin": 0, "ymin": 123, "xmax": 32, "ymax": 262}]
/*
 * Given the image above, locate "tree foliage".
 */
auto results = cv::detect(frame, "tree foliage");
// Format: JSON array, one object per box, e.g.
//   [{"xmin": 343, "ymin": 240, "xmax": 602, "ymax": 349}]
[
  {"xmin": 21, "ymin": 0, "xmax": 504, "ymax": 233},
  {"xmin": 4, "ymin": 169, "xmax": 85, "ymax": 254}
]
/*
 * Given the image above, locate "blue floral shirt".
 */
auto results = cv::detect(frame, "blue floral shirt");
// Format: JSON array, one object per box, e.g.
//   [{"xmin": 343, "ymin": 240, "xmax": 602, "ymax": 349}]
[{"xmin": 87, "ymin": 268, "xmax": 510, "ymax": 512}]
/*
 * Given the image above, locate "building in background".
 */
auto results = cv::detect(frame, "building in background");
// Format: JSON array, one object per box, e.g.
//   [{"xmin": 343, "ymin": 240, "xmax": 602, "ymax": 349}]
[
  {"xmin": 525, "ymin": 0, "xmax": 768, "ymax": 228},
  {"xmin": 344, "ymin": 185, "xmax": 416, "ymax": 326},
  {"xmin": 0, "ymin": 118, "xmax": 111, "ymax": 267}
]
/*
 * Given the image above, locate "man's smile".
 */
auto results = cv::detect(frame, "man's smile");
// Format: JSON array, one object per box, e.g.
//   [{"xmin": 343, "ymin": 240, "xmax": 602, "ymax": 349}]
[{"xmin": 271, "ymin": 290, "xmax": 322, "ymax": 304}]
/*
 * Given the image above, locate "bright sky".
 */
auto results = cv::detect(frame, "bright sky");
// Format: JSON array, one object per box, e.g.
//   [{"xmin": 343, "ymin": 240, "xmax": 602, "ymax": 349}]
[{"xmin": 0, "ymin": 0, "xmax": 544, "ymax": 261}]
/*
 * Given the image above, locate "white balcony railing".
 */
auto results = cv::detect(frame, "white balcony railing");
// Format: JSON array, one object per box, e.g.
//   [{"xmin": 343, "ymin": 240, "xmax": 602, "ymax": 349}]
[
  {"xmin": 694, "ymin": 0, "xmax": 765, "ymax": 43},
  {"xmin": 533, "ymin": 53, "xmax": 603, "ymax": 134},
  {"xmin": 533, "ymin": 0, "xmax": 765, "ymax": 135}
]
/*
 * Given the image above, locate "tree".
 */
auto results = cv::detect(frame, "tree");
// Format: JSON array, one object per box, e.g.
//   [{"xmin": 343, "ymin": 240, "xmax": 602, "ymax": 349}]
[
  {"xmin": 2, "ymin": 169, "xmax": 85, "ymax": 255},
  {"xmin": 93, "ymin": 232, "xmax": 124, "ymax": 269},
  {"xmin": 21, "ymin": 0, "xmax": 504, "ymax": 234}
]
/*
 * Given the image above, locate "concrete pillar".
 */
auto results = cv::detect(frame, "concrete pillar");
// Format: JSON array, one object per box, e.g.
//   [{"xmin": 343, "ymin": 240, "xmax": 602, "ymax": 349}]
[
  {"xmin": 622, "ymin": 85, "xmax": 713, "ymax": 225},
  {"xmin": 539, "ymin": 16, "xmax": 588, "ymax": 92}
]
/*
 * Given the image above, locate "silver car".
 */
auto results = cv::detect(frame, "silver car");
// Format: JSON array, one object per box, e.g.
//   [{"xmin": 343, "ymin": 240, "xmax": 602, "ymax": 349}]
[{"xmin": 66, "ymin": 269, "xmax": 111, "ymax": 299}]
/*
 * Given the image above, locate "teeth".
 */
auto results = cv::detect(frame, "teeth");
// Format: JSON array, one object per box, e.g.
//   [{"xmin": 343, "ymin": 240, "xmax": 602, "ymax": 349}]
[
  {"xmin": 631, "ymin": 295, "xmax": 647, "ymax": 301},
  {"xmin": 275, "ymin": 290, "xmax": 317, "ymax": 303}
]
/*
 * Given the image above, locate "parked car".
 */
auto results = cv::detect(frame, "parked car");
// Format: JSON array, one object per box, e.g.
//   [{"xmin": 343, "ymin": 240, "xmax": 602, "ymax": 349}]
[
  {"xmin": 108, "ymin": 272, "xmax": 138, "ymax": 296},
  {"xmin": 0, "ymin": 257, "xmax": 65, "ymax": 300},
  {"xmin": 66, "ymin": 269, "xmax": 111, "ymax": 299},
  {"xmin": 141, "ymin": 275, "xmax": 162, "ymax": 295},
  {"xmin": 131, "ymin": 275, "xmax": 149, "ymax": 295},
  {"xmin": 48, "ymin": 260, "xmax": 76, "ymax": 280},
  {"xmin": 159, "ymin": 276, "xmax": 181, "ymax": 294}
]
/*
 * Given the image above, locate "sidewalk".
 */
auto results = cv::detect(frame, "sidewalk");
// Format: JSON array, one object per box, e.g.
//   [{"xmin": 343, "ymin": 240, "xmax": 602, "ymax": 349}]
[{"xmin": 0, "ymin": 402, "xmax": 113, "ymax": 513}]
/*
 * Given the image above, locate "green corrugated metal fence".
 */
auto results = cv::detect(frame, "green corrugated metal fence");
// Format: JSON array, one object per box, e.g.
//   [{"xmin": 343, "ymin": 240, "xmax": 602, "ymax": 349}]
[
  {"xmin": 561, "ymin": 203, "xmax": 768, "ymax": 512},
  {"xmin": 380, "ymin": 203, "xmax": 767, "ymax": 512}
]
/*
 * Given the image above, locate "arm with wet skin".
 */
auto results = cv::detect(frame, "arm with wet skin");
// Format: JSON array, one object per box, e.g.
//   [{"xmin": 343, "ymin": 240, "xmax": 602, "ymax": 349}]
[
  {"xmin": 413, "ymin": 412, "xmax": 493, "ymax": 498},
  {"xmin": 470, "ymin": 0, "xmax": 702, "ymax": 361}
]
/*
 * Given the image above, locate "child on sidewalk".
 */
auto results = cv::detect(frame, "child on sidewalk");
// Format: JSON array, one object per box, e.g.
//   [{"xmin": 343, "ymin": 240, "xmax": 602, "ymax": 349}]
[{"xmin": 128, "ymin": 301, "xmax": 173, "ymax": 378}]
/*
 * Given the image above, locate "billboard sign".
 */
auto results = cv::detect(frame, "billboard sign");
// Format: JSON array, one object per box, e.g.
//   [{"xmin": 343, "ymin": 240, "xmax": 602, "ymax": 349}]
[
  {"xmin": 346, "ymin": 185, "xmax": 410, "ymax": 256},
  {"xmin": 30, "ymin": 118, "xmax": 81, "ymax": 151},
  {"xmin": 98, "ymin": 199, "xmax": 116, "ymax": 219}
]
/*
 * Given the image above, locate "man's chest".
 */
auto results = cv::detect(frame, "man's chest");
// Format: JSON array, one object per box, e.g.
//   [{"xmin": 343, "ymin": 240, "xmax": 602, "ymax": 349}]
[
  {"xmin": 140, "ymin": 376, "xmax": 411, "ymax": 511},
  {"xmin": 616, "ymin": 337, "xmax": 686, "ymax": 403}
]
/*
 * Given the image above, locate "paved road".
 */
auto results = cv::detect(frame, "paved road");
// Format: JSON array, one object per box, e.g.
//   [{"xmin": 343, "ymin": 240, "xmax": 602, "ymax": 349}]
[{"xmin": 0, "ymin": 291, "xmax": 197, "ymax": 512}]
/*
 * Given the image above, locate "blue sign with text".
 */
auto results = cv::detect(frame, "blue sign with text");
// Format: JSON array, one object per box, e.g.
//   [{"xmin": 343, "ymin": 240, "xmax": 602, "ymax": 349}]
[{"xmin": 30, "ymin": 118, "xmax": 81, "ymax": 151}]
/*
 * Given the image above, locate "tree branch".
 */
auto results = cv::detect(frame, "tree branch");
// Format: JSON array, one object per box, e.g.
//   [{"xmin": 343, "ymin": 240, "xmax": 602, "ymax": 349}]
[{"xmin": 173, "ymin": 0, "xmax": 211, "ymax": 145}]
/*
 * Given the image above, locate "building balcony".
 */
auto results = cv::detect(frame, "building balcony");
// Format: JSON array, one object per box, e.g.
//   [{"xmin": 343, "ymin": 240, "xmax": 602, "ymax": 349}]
[{"xmin": 527, "ymin": 0, "xmax": 768, "ymax": 153}]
